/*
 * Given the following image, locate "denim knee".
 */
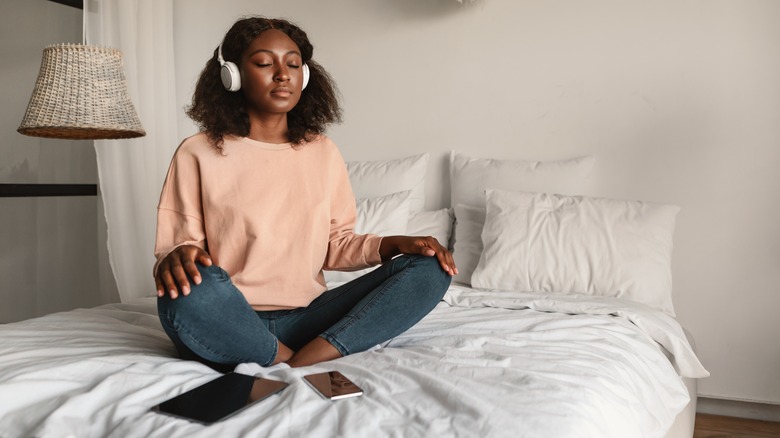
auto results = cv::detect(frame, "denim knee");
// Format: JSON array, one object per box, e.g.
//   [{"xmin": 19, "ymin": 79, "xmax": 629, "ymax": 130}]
[
  {"xmin": 320, "ymin": 254, "xmax": 451, "ymax": 357},
  {"xmin": 157, "ymin": 264, "xmax": 227, "ymax": 320},
  {"xmin": 398, "ymin": 254, "xmax": 451, "ymax": 302},
  {"xmin": 156, "ymin": 263, "xmax": 278, "ymax": 367}
]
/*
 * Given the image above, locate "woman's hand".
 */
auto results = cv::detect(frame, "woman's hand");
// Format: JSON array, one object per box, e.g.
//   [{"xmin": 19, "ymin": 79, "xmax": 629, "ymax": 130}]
[
  {"xmin": 379, "ymin": 236, "xmax": 458, "ymax": 276},
  {"xmin": 155, "ymin": 245, "xmax": 213, "ymax": 299}
]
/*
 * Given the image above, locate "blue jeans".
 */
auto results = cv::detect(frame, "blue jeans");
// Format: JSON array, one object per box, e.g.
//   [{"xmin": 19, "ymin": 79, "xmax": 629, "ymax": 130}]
[{"xmin": 157, "ymin": 254, "xmax": 450, "ymax": 371}]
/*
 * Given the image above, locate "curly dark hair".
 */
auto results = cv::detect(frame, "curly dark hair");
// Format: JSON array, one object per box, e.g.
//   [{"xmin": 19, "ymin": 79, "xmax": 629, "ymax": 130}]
[{"xmin": 186, "ymin": 16, "xmax": 342, "ymax": 150}]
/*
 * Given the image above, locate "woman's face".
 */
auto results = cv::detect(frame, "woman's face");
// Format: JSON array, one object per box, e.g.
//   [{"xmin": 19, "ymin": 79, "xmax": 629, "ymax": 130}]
[{"xmin": 239, "ymin": 29, "xmax": 305, "ymax": 116}]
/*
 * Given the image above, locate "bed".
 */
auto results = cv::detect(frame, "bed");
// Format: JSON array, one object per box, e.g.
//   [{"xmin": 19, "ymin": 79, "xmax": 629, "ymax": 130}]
[
  {"xmin": 0, "ymin": 151, "xmax": 708, "ymax": 437},
  {"xmin": 0, "ymin": 285, "xmax": 705, "ymax": 438}
]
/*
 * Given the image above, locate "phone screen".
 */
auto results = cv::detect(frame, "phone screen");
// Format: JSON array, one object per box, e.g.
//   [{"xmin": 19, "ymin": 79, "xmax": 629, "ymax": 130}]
[
  {"xmin": 303, "ymin": 371, "xmax": 363, "ymax": 400},
  {"xmin": 152, "ymin": 372, "xmax": 288, "ymax": 424}
]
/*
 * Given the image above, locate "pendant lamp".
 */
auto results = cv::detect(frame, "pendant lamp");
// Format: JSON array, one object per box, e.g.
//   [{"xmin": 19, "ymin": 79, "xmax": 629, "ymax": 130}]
[{"xmin": 17, "ymin": 43, "xmax": 145, "ymax": 140}]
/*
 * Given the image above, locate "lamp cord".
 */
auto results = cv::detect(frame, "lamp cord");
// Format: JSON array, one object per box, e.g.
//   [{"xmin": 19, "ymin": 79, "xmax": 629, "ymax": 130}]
[{"xmin": 82, "ymin": 2, "xmax": 87, "ymax": 45}]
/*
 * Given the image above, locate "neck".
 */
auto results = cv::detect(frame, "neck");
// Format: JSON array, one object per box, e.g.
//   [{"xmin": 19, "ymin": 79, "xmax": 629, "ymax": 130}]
[{"xmin": 246, "ymin": 111, "xmax": 289, "ymax": 144}]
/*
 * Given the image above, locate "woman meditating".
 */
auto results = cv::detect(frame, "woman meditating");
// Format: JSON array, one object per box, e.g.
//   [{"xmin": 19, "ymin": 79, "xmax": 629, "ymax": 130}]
[{"xmin": 154, "ymin": 16, "xmax": 455, "ymax": 372}]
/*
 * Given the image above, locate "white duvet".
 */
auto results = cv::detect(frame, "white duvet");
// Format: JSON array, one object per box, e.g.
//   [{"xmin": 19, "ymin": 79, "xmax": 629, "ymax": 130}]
[{"xmin": 0, "ymin": 285, "xmax": 708, "ymax": 438}]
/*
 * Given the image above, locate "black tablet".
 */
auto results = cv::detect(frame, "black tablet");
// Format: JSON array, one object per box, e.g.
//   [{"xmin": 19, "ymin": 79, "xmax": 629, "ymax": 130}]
[{"xmin": 152, "ymin": 372, "xmax": 288, "ymax": 424}]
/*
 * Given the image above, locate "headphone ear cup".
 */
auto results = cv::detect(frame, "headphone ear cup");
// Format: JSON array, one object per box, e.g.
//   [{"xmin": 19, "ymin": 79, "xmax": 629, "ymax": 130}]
[
  {"xmin": 301, "ymin": 64, "xmax": 310, "ymax": 90},
  {"xmin": 221, "ymin": 61, "xmax": 241, "ymax": 92}
]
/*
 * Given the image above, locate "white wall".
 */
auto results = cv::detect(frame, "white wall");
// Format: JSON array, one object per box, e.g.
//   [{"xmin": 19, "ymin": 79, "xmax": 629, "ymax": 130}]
[
  {"xmin": 0, "ymin": 0, "xmax": 118, "ymax": 322},
  {"xmin": 172, "ymin": 1, "xmax": 780, "ymax": 404}
]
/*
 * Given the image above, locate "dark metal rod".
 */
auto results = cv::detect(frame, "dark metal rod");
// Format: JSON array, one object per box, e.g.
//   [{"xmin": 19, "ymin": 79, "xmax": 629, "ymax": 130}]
[
  {"xmin": 0, "ymin": 184, "xmax": 97, "ymax": 198},
  {"xmin": 48, "ymin": 0, "xmax": 83, "ymax": 10}
]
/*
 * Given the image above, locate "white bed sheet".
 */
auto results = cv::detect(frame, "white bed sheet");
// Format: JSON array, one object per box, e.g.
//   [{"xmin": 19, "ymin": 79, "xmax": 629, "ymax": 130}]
[{"xmin": 0, "ymin": 285, "xmax": 707, "ymax": 438}]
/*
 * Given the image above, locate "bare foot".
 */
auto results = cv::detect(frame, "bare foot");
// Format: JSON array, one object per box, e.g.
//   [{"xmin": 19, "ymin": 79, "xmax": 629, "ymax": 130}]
[
  {"xmin": 272, "ymin": 340, "xmax": 294, "ymax": 365},
  {"xmin": 286, "ymin": 337, "xmax": 342, "ymax": 368}
]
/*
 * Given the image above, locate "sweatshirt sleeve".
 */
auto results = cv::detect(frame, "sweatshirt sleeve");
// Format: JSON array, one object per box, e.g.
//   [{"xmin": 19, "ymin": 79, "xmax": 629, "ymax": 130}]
[
  {"xmin": 322, "ymin": 148, "xmax": 383, "ymax": 271},
  {"xmin": 152, "ymin": 143, "xmax": 208, "ymax": 277}
]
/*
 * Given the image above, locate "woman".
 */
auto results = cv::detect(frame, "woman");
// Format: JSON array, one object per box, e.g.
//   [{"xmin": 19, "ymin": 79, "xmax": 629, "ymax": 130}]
[{"xmin": 154, "ymin": 16, "xmax": 456, "ymax": 372}]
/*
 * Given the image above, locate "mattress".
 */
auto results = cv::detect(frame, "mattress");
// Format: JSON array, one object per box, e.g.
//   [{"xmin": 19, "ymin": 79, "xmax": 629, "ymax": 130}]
[{"xmin": 0, "ymin": 285, "xmax": 707, "ymax": 437}]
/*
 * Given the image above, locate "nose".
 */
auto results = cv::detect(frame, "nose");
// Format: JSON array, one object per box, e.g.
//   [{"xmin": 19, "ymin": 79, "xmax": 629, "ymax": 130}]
[{"xmin": 274, "ymin": 64, "xmax": 290, "ymax": 82}]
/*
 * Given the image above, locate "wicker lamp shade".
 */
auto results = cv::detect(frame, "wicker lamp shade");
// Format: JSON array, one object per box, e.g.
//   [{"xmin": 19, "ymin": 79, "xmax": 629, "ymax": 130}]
[{"xmin": 18, "ymin": 44, "xmax": 145, "ymax": 140}]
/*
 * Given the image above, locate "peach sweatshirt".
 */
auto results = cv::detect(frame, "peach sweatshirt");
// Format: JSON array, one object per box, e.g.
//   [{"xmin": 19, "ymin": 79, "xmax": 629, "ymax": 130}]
[{"xmin": 153, "ymin": 133, "xmax": 383, "ymax": 310}]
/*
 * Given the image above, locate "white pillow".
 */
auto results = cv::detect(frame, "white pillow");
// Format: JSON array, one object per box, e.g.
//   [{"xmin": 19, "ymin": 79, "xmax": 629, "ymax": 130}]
[
  {"xmin": 406, "ymin": 208, "xmax": 454, "ymax": 250},
  {"xmin": 449, "ymin": 151, "xmax": 595, "ymax": 208},
  {"xmin": 451, "ymin": 204, "xmax": 486, "ymax": 284},
  {"xmin": 323, "ymin": 190, "xmax": 412, "ymax": 284},
  {"xmin": 347, "ymin": 153, "xmax": 429, "ymax": 212},
  {"xmin": 449, "ymin": 152, "xmax": 595, "ymax": 285},
  {"xmin": 471, "ymin": 189, "xmax": 680, "ymax": 315}
]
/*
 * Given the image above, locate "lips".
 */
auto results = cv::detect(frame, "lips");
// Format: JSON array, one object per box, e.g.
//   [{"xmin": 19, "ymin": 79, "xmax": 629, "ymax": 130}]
[{"xmin": 271, "ymin": 87, "xmax": 293, "ymax": 97}]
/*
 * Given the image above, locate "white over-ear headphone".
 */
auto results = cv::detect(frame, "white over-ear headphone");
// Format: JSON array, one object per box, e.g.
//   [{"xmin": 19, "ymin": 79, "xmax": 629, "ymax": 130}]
[
  {"xmin": 217, "ymin": 42, "xmax": 241, "ymax": 92},
  {"xmin": 301, "ymin": 63, "xmax": 310, "ymax": 90},
  {"xmin": 217, "ymin": 43, "xmax": 310, "ymax": 92}
]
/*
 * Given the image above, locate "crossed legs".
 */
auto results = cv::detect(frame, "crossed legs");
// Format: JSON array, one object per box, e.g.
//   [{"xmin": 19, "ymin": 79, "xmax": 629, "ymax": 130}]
[{"xmin": 157, "ymin": 255, "xmax": 450, "ymax": 370}]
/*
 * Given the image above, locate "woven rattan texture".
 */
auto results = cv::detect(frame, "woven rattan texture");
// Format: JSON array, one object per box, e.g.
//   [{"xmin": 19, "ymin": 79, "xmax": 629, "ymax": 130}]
[{"xmin": 18, "ymin": 44, "xmax": 145, "ymax": 140}]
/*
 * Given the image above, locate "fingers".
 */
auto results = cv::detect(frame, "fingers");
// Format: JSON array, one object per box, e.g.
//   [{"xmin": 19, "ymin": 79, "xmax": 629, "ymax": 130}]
[
  {"xmin": 434, "ymin": 245, "xmax": 457, "ymax": 277},
  {"xmin": 438, "ymin": 243, "xmax": 458, "ymax": 276},
  {"xmin": 414, "ymin": 236, "xmax": 458, "ymax": 276},
  {"xmin": 182, "ymin": 258, "xmax": 201, "ymax": 287},
  {"xmin": 155, "ymin": 256, "xmax": 179, "ymax": 299},
  {"xmin": 155, "ymin": 245, "xmax": 212, "ymax": 299},
  {"xmin": 155, "ymin": 275, "xmax": 165, "ymax": 298},
  {"xmin": 198, "ymin": 250, "xmax": 213, "ymax": 267},
  {"xmin": 420, "ymin": 246, "xmax": 436, "ymax": 257},
  {"xmin": 169, "ymin": 255, "xmax": 191, "ymax": 297}
]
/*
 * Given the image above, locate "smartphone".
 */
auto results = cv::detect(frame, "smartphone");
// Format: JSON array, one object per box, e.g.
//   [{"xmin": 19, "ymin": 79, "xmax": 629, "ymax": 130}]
[
  {"xmin": 303, "ymin": 371, "xmax": 363, "ymax": 400},
  {"xmin": 152, "ymin": 372, "xmax": 288, "ymax": 424}
]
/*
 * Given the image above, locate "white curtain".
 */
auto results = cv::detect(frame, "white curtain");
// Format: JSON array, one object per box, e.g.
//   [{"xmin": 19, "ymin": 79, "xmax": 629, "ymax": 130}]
[{"xmin": 86, "ymin": 0, "xmax": 178, "ymax": 302}]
